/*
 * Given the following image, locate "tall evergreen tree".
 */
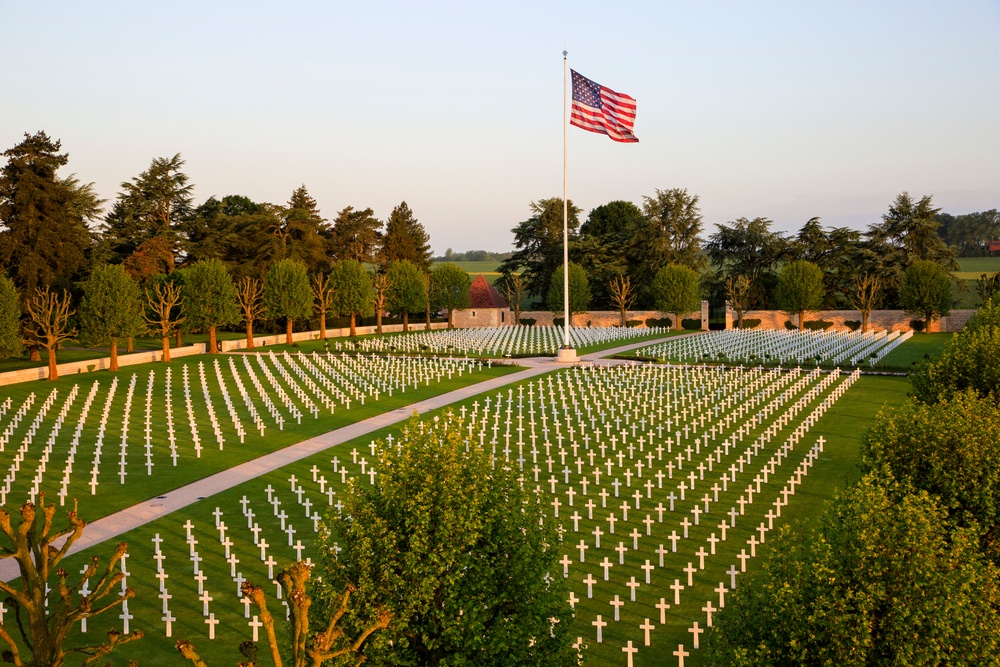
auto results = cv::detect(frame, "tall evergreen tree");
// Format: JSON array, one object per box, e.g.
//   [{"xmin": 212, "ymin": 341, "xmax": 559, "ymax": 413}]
[
  {"xmin": 706, "ymin": 217, "xmax": 789, "ymax": 309},
  {"xmin": 379, "ymin": 201, "xmax": 432, "ymax": 270},
  {"xmin": 0, "ymin": 132, "xmax": 92, "ymax": 295},
  {"xmin": 328, "ymin": 206, "xmax": 382, "ymax": 263},
  {"xmin": 636, "ymin": 188, "xmax": 706, "ymax": 270},
  {"xmin": 498, "ymin": 198, "xmax": 581, "ymax": 304},
  {"xmin": 276, "ymin": 185, "xmax": 330, "ymax": 273},
  {"xmin": 0, "ymin": 275, "xmax": 22, "ymax": 359},
  {"xmin": 102, "ymin": 153, "xmax": 193, "ymax": 265}
]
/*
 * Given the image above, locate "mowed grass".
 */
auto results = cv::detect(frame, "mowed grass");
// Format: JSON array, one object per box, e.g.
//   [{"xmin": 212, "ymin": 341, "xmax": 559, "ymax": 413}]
[
  {"xmin": 875, "ymin": 332, "xmax": 952, "ymax": 369},
  {"xmin": 54, "ymin": 366, "xmax": 912, "ymax": 666},
  {"xmin": 955, "ymin": 256, "xmax": 1000, "ymax": 278},
  {"xmin": 0, "ymin": 332, "xmax": 247, "ymax": 372},
  {"xmin": 0, "ymin": 352, "xmax": 519, "ymax": 523}
]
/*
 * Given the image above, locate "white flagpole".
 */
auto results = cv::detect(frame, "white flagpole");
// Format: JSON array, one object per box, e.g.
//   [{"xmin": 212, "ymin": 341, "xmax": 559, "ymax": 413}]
[{"xmin": 562, "ymin": 50, "xmax": 572, "ymax": 351}]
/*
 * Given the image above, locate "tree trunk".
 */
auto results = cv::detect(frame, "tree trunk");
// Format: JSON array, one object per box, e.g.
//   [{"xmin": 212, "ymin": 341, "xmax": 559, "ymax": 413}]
[
  {"xmin": 29, "ymin": 345, "xmax": 40, "ymax": 361},
  {"xmin": 798, "ymin": 312, "xmax": 805, "ymax": 330},
  {"xmin": 736, "ymin": 310, "xmax": 744, "ymax": 329},
  {"xmin": 110, "ymin": 336, "xmax": 119, "ymax": 372},
  {"xmin": 925, "ymin": 312, "xmax": 932, "ymax": 333},
  {"xmin": 377, "ymin": 310, "xmax": 383, "ymax": 334},
  {"xmin": 126, "ymin": 336, "xmax": 134, "ymax": 353},
  {"xmin": 246, "ymin": 320, "xmax": 255, "ymax": 350},
  {"xmin": 619, "ymin": 307, "xmax": 626, "ymax": 327},
  {"xmin": 862, "ymin": 311, "xmax": 869, "ymax": 333},
  {"xmin": 162, "ymin": 335, "xmax": 171, "ymax": 362},
  {"xmin": 47, "ymin": 345, "xmax": 58, "ymax": 381},
  {"xmin": 319, "ymin": 313, "xmax": 327, "ymax": 340},
  {"xmin": 675, "ymin": 312, "xmax": 682, "ymax": 331},
  {"xmin": 350, "ymin": 313, "xmax": 357, "ymax": 337},
  {"xmin": 209, "ymin": 326, "xmax": 217, "ymax": 354},
  {"xmin": 403, "ymin": 312, "xmax": 409, "ymax": 332},
  {"xmin": 286, "ymin": 318, "xmax": 294, "ymax": 345},
  {"xmin": 448, "ymin": 309, "xmax": 454, "ymax": 329},
  {"xmin": 176, "ymin": 328, "xmax": 183, "ymax": 348},
  {"xmin": 425, "ymin": 304, "xmax": 431, "ymax": 330}
]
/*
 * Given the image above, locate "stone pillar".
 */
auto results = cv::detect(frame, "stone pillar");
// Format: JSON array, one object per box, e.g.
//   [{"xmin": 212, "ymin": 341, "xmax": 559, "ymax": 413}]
[
  {"xmin": 701, "ymin": 300, "xmax": 709, "ymax": 331},
  {"xmin": 724, "ymin": 301, "xmax": 733, "ymax": 330}
]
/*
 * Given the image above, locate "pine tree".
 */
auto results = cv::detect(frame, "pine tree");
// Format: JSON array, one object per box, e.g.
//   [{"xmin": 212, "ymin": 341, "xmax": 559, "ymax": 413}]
[
  {"xmin": 379, "ymin": 201, "xmax": 432, "ymax": 270},
  {"xmin": 0, "ymin": 132, "xmax": 92, "ymax": 295},
  {"xmin": 329, "ymin": 206, "xmax": 382, "ymax": 263},
  {"xmin": 278, "ymin": 185, "xmax": 330, "ymax": 274}
]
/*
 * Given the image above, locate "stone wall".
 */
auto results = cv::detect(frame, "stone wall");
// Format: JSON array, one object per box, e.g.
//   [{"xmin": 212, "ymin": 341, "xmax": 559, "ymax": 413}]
[
  {"xmin": 450, "ymin": 308, "xmax": 511, "ymax": 328},
  {"xmin": 219, "ymin": 322, "xmax": 448, "ymax": 351},
  {"xmin": 731, "ymin": 308, "xmax": 976, "ymax": 333},
  {"xmin": 516, "ymin": 303, "xmax": 709, "ymax": 330}
]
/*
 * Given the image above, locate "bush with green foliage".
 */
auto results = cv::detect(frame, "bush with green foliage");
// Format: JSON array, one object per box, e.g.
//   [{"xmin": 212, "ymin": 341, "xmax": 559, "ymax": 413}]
[
  {"xmin": 681, "ymin": 317, "xmax": 701, "ymax": 330},
  {"xmin": 803, "ymin": 319, "xmax": 834, "ymax": 330},
  {"xmin": 910, "ymin": 326, "xmax": 1000, "ymax": 406},
  {"xmin": 318, "ymin": 413, "xmax": 579, "ymax": 667},
  {"xmin": 645, "ymin": 316, "xmax": 672, "ymax": 328},
  {"xmin": 707, "ymin": 474, "xmax": 1000, "ymax": 666},
  {"xmin": 736, "ymin": 318, "xmax": 761, "ymax": 329},
  {"xmin": 965, "ymin": 295, "xmax": 1000, "ymax": 334},
  {"xmin": 861, "ymin": 390, "xmax": 1000, "ymax": 561},
  {"xmin": 184, "ymin": 258, "xmax": 240, "ymax": 353},
  {"xmin": 429, "ymin": 262, "xmax": 472, "ymax": 328},
  {"xmin": 844, "ymin": 319, "xmax": 862, "ymax": 331}
]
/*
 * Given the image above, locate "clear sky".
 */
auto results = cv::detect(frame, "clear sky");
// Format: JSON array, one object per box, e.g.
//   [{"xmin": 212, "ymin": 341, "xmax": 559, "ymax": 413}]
[{"xmin": 3, "ymin": 1, "xmax": 998, "ymax": 254}]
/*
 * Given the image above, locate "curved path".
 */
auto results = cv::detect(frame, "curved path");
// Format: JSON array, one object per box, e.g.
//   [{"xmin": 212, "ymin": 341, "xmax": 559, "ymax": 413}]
[{"xmin": 1, "ymin": 335, "xmax": 688, "ymax": 581}]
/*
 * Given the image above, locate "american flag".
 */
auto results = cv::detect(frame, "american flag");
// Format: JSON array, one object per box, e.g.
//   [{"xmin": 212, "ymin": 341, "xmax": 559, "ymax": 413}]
[{"xmin": 570, "ymin": 69, "xmax": 638, "ymax": 143}]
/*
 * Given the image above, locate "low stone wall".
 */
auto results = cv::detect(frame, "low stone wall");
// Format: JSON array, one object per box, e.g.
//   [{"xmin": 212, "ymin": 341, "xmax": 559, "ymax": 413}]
[
  {"xmin": 0, "ymin": 323, "xmax": 451, "ymax": 386},
  {"xmin": 732, "ymin": 309, "xmax": 976, "ymax": 333},
  {"xmin": 507, "ymin": 302, "xmax": 711, "ymax": 330},
  {"xmin": 0, "ymin": 344, "xmax": 206, "ymax": 386}
]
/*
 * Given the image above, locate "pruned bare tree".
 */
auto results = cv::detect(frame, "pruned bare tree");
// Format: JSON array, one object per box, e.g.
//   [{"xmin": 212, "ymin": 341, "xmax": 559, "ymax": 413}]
[
  {"xmin": 23, "ymin": 288, "xmax": 76, "ymax": 381},
  {"xmin": 498, "ymin": 273, "xmax": 525, "ymax": 326},
  {"xmin": 849, "ymin": 274, "xmax": 882, "ymax": 332},
  {"xmin": 178, "ymin": 562, "xmax": 388, "ymax": 667},
  {"xmin": 608, "ymin": 274, "xmax": 637, "ymax": 327},
  {"xmin": 237, "ymin": 277, "xmax": 265, "ymax": 350},
  {"xmin": 725, "ymin": 275, "xmax": 753, "ymax": 329},
  {"xmin": 372, "ymin": 273, "xmax": 390, "ymax": 335},
  {"xmin": 0, "ymin": 494, "xmax": 141, "ymax": 667},
  {"xmin": 145, "ymin": 282, "xmax": 184, "ymax": 362},
  {"xmin": 312, "ymin": 273, "xmax": 334, "ymax": 340}
]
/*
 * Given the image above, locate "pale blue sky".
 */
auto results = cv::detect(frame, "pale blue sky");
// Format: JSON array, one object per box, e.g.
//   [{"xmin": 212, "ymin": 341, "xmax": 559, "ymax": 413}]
[{"xmin": 3, "ymin": 1, "xmax": 998, "ymax": 253}]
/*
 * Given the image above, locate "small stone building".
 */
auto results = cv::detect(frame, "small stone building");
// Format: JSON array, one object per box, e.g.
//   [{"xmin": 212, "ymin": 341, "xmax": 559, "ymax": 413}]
[{"xmin": 450, "ymin": 274, "xmax": 511, "ymax": 327}]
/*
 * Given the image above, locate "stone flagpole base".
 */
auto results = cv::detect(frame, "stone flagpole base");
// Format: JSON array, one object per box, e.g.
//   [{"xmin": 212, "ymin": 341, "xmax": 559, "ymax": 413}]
[{"xmin": 556, "ymin": 346, "xmax": 578, "ymax": 363}]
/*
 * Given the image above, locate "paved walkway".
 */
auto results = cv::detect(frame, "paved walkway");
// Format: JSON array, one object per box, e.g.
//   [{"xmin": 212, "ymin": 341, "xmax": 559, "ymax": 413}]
[{"xmin": 1, "ymin": 335, "xmax": 690, "ymax": 580}]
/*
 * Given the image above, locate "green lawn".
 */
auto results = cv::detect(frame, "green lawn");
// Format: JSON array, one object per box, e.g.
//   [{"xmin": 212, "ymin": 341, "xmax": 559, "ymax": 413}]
[
  {"xmin": 50, "ymin": 365, "xmax": 913, "ymax": 666},
  {"xmin": 955, "ymin": 256, "xmax": 1000, "ymax": 277},
  {"xmin": 875, "ymin": 332, "xmax": 952, "ymax": 369},
  {"xmin": 0, "ymin": 352, "xmax": 520, "ymax": 524}
]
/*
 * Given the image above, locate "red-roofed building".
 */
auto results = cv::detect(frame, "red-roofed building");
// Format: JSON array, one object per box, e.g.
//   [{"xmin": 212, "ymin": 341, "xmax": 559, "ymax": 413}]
[
  {"xmin": 988, "ymin": 240, "xmax": 1000, "ymax": 255},
  {"xmin": 451, "ymin": 274, "xmax": 511, "ymax": 327}
]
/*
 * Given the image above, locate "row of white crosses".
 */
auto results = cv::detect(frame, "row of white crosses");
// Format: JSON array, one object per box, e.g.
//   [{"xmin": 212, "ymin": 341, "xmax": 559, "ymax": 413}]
[
  {"xmin": 0, "ymin": 353, "xmax": 487, "ymax": 508},
  {"xmin": 337, "ymin": 324, "xmax": 670, "ymax": 357},
  {"xmin": 0, "ymin": 389, "xmax": 55, "ymax": 504},
  {"xmin": 639, "ymin": 328, "xmax": 911, "ymax": 367},
  {"xmin": 424, "ymin": 362, "xmax": 860, "ymax": 664}
]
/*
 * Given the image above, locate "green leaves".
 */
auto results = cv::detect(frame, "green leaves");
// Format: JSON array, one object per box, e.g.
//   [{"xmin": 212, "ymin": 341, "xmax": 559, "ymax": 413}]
[
  {"xmin": 651, "ymin": 263, "xmax": 701, "ymax": 324},
  {"xmin": 385, "ymin": 260, "xmax": 427, "ymax": 316},
  {"xmin": 319, "ymin": 413, "xmax": 578, "ymax": 666},
  {"xmin": 900, "ymin": 259, "xmax": 952, "ymax": 329},
  {"xmin": 775, "ymin": 260, "xmax": 825, "ymax": 328},
  {"xmin": 79, "ymin": 264, "xmax": 145, "ymax": 346},
  {"xmin": 329, "ymin": 259, "xmax": 375, "ymax": 319},
  {"xmin": 183, "ymin": 259, "xmax": 240, "ymax": 331},
  {"xmin": 546, "ymin": 262, "xmax": 591, "ymax": 315},
  {"xmin": 263, "ymin": 259, "xmax": 312, "ymax": 322}
]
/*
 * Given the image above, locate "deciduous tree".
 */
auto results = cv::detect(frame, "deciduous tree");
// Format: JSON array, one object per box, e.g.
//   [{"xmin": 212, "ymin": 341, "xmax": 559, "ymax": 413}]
[
  {"xmin": 273, "ymin": 185, "xmax": 330, "ymax": 274},
  {"xmin": 499, "ymin": 198, "xmax": 581, "ymax": 303},
  {"xmin": 725, "ymin": 275, "xmax": 753, "ymax": 329},
  {"xmin": 0, "ymin": 495, "xmax": 142, "ymax": 667},
  {"xmin": 329, "ymin": 260, "xmax": 375, "ymax": 337},
  {"xmin": 495, "ymin": 271, "xmax": 525, "ymax": 325},
  {"xmin": 312, "ymin": 272, "xmax": 334, "ymax": 340},
  {"xmin": 430, "ymin": 262, "xmax": 471, "ymax": 328},
  {"xmin": 371, "ymin": 273, "xmax": 389, "ymax": 334},
  {"xmin": 546, "ymin": 262, "xmax": 591, "ymax": 316},
  {"xmin": 775, "ymin": 259, "xmax": 825, "ymax": 330},
  {"xmin": 707, "ymin": 474, "xmax": 1000, "ymax": 666},
  {"xmin": 900, "ymin": 258, "xmax": 952, "ymax": 332},
  {"xmin": 23, "ymin": 287, "xmax": 76, "ymax": 380},
  {"xmin": 652, "ymin": 264, "xmax": 701, "ymax": 329},
  {"xmin": 235, "ymin": 276, "xmax": 264, "ymax": 350},
  {"xmin": 263, "ymin": 259, "xmax": 313, "ymax": 345},
  {"xmin": 385, "ymin": 260, "xmax": 425, "ymax": 332},
  {"xmin": 79, "ymin": 264, "xmax": 145, "ymax": 371},
  {"xmin": 318, "ymin": 413, "xmax": 578, "ymax": 667},
  {"xmin": 183, "ymin": 259, "xmax": 240, "ymax": 354},
  {"xmin": 849, "ymin": 274, "xmax": 882, "ymax": 332},
  {"xmin": 608, "ymin": 274, "xmax": 636, "ymax": 327},
  {"xmin": 145, "ymin": 279, "xmax": 184, "ymax": 362},
  {"xmin": 634, "ymin": 188, "xmax": 706, "ymax": 277}
]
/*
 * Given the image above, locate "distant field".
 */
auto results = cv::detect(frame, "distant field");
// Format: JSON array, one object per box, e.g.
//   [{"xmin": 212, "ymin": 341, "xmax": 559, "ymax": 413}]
[
  {"xmin": 436, "ymin": 260, "xmax": 503, "ymax": 275},
  {"xmin": 954, "ymin": 256, "xmax": 1000, "ymax": 279}
]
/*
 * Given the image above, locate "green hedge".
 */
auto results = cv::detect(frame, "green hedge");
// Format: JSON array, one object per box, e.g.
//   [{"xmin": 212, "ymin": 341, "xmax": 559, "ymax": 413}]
[
  {"xmin": 681, "ymin": 318, "xmax": 702, "ymax": 330},
  {"xmin": 626, "ymin": 319, "xmax": 641, "ymax": 328},
  {"xmin": 520, "ymin": 318, "xmax": 536, "ymax": 326},
  {"xmin": 804, "ymin": 320, "xmax": 834, "ymax": 331},
  {"xmin": 736, "ymin": 319, "xmax": 761, "ymax": 329},
  {"xmin": 844, "ymin": 320, "xmax": 862, "ymax": 331},
  {"xmin": 646, "ymin": 317, "xmax": 673, "ymax": 328}
]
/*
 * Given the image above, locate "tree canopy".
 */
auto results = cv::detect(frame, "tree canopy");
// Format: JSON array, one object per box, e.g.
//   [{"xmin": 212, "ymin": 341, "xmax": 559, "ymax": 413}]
[
  {"xmin": 775, "ymin": 259, "xmax": 825, "ymax": 329},
  {"xmin": 183, "ymin": 258, "xmax": 240, "ymax": 352},
  {"xmin": 263, "ymin": 259, "xmax": 313, "ymax": 343},
  {"xmin": 329, "ymin": 206, "xmax": 382, "ymax": 264},
  {"xmin": 429, "ymin": 262, "xmax": 471, "ymax": 327},
  {"xmin": 0, "ymin": 275, "xmax": 22, "ymax": 359},
  {"xmin": 329, "ymin": 259, "xmax": 375, "ymax": 335},
  {"xmin": 380, "ymin": 201, "xmax": 431, "ymax": 270},
  {"xmin": 706, "ymin": 217, "xmax": 788, "ymax": 309},
  {"xmin": 79, "ymin": 264, "xmax": 145, "ymax": 371},
  {"xmin": 652, "ymin": 264, "xmax": 701, "ymax": 327},
  {"xmin": 0, "ymin": 131, "xmax": 92, "ymax": 295},
  {"xmin": 318, "ymin": 413, "xmax": 578, "ymax": 667},
  {"xmin": 546, "ymin": 262, "xmax": 591, "ymax": 315},
  {"xmin": 900, "ymin": 258, "xmax": 952, "ymax": 331},
  {"xmin": 385, "ymin": 260, "xmax": 426, "ymax": 329},
  {"xmin": 499, "ymin": 198, "xmax": 581, "ymax": 304}
]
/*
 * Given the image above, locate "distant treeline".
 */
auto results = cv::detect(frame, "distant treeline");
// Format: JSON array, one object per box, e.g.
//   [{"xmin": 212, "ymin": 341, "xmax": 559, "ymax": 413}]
[{"xmin": 434, "ymin": 249, "xmax": 514, "ymax": 262}]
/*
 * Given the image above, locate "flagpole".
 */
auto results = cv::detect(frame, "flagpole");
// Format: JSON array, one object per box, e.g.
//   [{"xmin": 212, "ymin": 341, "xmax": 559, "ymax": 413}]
[{"xmin": 560, "ymin": 50, "xmax": 575, "ymax": 360}]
